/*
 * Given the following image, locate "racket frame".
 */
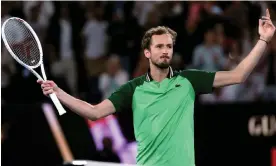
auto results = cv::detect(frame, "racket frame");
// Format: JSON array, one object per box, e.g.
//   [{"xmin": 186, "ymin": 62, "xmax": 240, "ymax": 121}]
[{"xmin": 1, "ymin": 17, "xmax": 66, "ymax": 116}]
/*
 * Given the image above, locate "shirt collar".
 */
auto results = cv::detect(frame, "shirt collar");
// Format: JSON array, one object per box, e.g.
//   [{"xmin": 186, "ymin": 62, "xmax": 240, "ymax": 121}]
[{"xmin": 146, "ymin": 66, "xmax": 174, "ymax": 82}]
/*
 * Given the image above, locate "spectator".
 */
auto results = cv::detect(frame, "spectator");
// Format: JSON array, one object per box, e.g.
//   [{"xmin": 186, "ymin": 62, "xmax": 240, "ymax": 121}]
[
  {"xmin": 27, "ymin": 4, "xmax": 46, "ymax": 42},
  {"xmin": 50, "ymin": 4, "xmax": 78, "ymax": 96},
  {"xmin": 214, "ymin": 23, "xmax": 225, "ymax": 46},
  {"xmin": 82, "ymin": 2, "xmax": 108, "ymax": 77},
  {"xmin": 192, "ymin": 26, "xmax": 226, "ymax": 72},
  {"xmin": 133, "ymin": 2, "xmax": 157, "ymax": 27},
  {"xmin": 23, "ymin": 1, "xmax": 54, "ymax": 29},
  {"xmin": 99, "ymin": 55, "xmax": 129, "ymax": 99}
]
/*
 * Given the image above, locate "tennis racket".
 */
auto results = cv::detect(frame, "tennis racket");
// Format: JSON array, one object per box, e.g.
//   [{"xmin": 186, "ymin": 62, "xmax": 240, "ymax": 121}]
[{"xmin": 1, "ymin": 17, "xmax": 67, "ymax": 116}]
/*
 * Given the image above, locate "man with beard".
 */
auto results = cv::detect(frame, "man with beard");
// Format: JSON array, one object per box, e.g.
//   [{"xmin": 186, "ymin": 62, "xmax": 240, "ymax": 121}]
[{"xmin": 38, "ymin": 9, "xmax": 275, "ymax": 166}]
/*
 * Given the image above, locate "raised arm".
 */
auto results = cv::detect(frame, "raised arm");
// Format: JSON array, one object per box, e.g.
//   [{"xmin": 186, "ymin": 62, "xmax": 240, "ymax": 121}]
[
  {"xmin": 213, "ymin": 9, "xmax": 275, "ymax": 88},
  {"xmin": 38, "ymin": 80, "xmax": 115, "ymax": 121}
]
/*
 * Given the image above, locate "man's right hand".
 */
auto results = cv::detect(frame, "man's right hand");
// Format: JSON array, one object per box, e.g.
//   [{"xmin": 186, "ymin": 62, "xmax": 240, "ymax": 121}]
[
  {"xmin": 37, "ymin": 79, "xmax": 116, "ymax": 121},
  {"xmin": 37, "ymin": 80, "xmax": 60, "ymax": 96}
]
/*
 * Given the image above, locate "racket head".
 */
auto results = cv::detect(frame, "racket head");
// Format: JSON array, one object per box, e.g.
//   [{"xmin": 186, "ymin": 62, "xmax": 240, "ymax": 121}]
[{"xmin": 1, "ymin": 17, "xmax": 43, "ymax": 69}]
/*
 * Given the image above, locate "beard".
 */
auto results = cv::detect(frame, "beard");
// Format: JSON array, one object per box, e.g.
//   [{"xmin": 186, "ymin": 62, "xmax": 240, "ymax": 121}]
[{"xmin": 152, "ymin": 58, "xmax": 171, "ymax": 69}]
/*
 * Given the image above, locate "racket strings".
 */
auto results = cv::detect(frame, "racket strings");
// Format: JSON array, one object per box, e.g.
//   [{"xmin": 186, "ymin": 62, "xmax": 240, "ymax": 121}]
[{"xmin": 4, "ymin": 19, "xmax": 41, "ymax": 67}]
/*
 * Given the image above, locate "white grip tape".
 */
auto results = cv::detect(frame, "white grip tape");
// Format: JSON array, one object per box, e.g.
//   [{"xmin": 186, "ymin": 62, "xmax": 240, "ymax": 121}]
[{"xmin": 49, "ymin": 93, "xmax": 66, "ymax": 115}]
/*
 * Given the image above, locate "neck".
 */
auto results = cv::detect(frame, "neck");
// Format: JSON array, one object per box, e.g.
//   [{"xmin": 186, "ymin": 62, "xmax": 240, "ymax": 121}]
[{"xmin": 149, "ymin": 64, "xmax": 170, "ymax": 82}]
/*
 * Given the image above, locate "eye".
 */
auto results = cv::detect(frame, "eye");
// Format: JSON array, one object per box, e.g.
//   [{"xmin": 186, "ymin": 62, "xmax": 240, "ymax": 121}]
[{"xmin": 167, "ymin": 45, "xmax": 172, "ymax": 48}]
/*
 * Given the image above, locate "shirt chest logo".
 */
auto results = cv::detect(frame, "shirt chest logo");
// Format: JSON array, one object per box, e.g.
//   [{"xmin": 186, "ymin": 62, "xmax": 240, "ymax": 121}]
[{"xmin": 175, "ymin": 84, "xmax": 181, "ymax": 87}]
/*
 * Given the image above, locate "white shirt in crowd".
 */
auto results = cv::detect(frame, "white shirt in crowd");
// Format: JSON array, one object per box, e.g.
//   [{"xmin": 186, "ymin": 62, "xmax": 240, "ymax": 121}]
[
  {"xmin": 192, "ymin": 44, "xmax": 226, "ymax": 72},
  {"xmin": 23, "ymin": 1, "xmax": 54, "ymax": 28},
  {"xmin": 83, "ymin": 19, "xmax": 108, "ymax": 59},
  {"xmin": 133, "ymin": 2, "xmax": 156, "ymax": 26},
  {"xmin": 60, "ymin": 19, "xmax": 73, "ymax": 59}
]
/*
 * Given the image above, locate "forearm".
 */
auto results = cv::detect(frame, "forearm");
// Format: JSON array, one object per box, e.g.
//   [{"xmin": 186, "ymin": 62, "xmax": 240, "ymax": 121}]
[
  {"xmin": 56, "ymin": 89, "xmax": 98, "ymax": 120},
  {"xmin": 233, "ymin": 40, "xmax": 267, "ymax": 82},
  {"xmin": 214, "ymin": 10, "xmax": 275, "ymax": 88}
]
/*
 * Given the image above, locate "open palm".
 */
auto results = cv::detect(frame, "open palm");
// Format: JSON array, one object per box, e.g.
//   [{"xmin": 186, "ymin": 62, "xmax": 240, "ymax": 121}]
[{"xmin": 259, "ymin": 9, "xmax": 275, "ymax": 42}]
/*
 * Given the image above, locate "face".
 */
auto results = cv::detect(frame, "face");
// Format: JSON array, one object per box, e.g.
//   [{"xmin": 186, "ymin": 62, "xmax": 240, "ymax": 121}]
[
  {"xmin": 106, "ymin": 57, "xmax": 121, "ymax": 76},
  {"xmin": 144, "ymin": 34, "xmax": 173, "ymax": 69},
  {"xmin": 205, "ymin": 30, "xmax": 216, "ymax": 44}
]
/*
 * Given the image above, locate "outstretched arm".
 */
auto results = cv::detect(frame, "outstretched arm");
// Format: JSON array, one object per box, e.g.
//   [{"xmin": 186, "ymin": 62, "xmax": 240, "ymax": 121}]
[
  {"xmin": 38, "ymin": 80, "xmax": 116, "ymax": 121},
  {"xmin": 38, "ymin": 78, "xmax": 134, "ymax": 120},
  {"xmin": 213, "ymin": 9, "xmax": 275, "ymax": 88},
  {"xmin": 56, "ymin": 89, "xmax": 116, "ymax": 120}
]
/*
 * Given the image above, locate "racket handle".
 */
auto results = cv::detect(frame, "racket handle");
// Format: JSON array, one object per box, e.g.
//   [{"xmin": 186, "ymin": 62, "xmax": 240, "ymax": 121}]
[{"xmin": 49, "ymin": 93, "xmax": 67, "ymax": 116}]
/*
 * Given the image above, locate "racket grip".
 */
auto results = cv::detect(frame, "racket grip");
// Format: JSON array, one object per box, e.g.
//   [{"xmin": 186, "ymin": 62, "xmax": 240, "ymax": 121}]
[{"xmin": 49, "ymin": 93, "xmax": 67, "ymax": 116}]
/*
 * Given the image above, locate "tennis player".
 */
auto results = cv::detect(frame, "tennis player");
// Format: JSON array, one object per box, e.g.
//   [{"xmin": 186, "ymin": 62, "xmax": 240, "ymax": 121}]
[{"xmin": 38, "ymin": 9, "xmax": 275, "ymax": 166}]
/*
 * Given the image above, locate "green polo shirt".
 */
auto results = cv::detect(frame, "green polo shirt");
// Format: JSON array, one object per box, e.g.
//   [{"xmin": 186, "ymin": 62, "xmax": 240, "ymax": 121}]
[{"xmin": 108, "ymin": 68, "xmax": 216, "ymax": 166}]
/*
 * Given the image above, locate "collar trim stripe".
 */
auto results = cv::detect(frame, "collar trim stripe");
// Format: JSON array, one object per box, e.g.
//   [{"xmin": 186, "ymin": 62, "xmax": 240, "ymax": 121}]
[{"xmin": 146, "ymin": 66, "xmax": 174, "ymax": 82}]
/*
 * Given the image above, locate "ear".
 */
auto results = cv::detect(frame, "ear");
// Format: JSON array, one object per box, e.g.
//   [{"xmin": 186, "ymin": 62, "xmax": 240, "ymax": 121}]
[{"xmin": 144, "ymin": 49, "xmax": 151, "ymax": 59}]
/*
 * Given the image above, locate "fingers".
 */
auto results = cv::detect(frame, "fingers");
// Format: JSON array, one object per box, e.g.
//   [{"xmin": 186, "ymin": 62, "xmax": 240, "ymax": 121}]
[
  {"xmin": 262, "ymin": 16, "xmax": 270, "ymax": 21},
  {"xmin": 41, "ymin": 83, "xmax": 52, "ymax": 89},
  {"xmin": 43, "ymin": 89, "xmax": 54, "ymax": 96},
  {"xmin": 264, "ymin": 21, "xmax": 275, "ymax": 29},
  {"xmin": 260, "ymin": 15, "xmax": 274, "ymax": 27},
  {"xmin": 266, "ymin": 9, "xmax": 270, "ymax": 18},
  {"xmin": 262, "ymin": 19, "xmax": 273, "ymax": 25},
  {"xmin": 42, "ymin": 84, "xmax": 54, "ymax": 96},
  {"xmin": 262, "ymin": 16, "xmax": 273, "ymax": 24},
  {"xmin": 43, "ymin": 86, "xmax": 52, "ymax": 91},
  {"xmin": 37, "ymin": 79, "xmax": 56, "ymax": 96},
  {"xmin": 37, "ymin": 79, "xmax": 55, "ymax": 85},
  {"xmin": 37, "ymin": 79, "xmax": 43, "ymax": 84},
  {"xmin": 259, "ymin": 19, "xmax": 263, "ymax": 27},
  {"xmin": 48, "ymin": 80, "xmax": 56, "ymax": 87}
]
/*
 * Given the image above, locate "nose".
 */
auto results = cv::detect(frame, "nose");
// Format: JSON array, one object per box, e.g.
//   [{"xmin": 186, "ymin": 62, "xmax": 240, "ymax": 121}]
[{"xmin": 162, "ymin": 48, "xmax": 169, "ymax": 54}]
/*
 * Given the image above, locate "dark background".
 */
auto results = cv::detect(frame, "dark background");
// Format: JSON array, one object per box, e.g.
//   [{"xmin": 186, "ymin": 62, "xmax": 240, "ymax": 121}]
[
  {"xmin": 1, "ymin": 102, "xmax": 275, "ymax": 166},
  {"xmin": 1, "ymin": 1, "xmax": 276, "ymax": 166}
]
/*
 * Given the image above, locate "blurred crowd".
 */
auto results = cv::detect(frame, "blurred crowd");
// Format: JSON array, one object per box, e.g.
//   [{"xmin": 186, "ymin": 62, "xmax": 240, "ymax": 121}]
[{"xmin": 2, "ymin": 1, "xmax": 276, "ymax": 107}]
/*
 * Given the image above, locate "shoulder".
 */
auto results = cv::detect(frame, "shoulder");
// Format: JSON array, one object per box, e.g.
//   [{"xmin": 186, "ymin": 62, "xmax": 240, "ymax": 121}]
[
  {"xmin": 112, "ymin": 74, "xmax": 146, "ymax": 93},
  {"xmin": 174, "ymin": 69, "xmax": 216, "ymax": 82},
  {"xmin": 108, "ymin": 75, "xmax": 146, "ymax": 112},
  {"xmin": 126, "ymin": 74, "xmax": 146, "ymax": 88},
  {"xmin": 174, "ymin": 69, "xmax": 200, "ymax": 76},
  {"xmin": 175, "ymin": 69, "xmax": 216, "ymax": 94},
  {"xmin": 175, "ymin": 69, "xmax": 216, "ymax": 75}
]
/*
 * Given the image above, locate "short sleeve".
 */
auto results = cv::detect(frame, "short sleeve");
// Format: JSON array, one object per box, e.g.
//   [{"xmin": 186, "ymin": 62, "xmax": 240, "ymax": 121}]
[
  {"xmin": 108, "ymin": 82, "xmax": 134, "ymax": 112},
  {"xmin": 180, "ymin": 69, "xmax": 216, "ymax": 95}
]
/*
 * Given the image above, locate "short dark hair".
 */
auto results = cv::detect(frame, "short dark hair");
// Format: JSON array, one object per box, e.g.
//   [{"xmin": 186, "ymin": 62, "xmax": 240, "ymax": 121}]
[{"xmin": 141, "ymin": 26, "xmax": 177, "ymax": 50}]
